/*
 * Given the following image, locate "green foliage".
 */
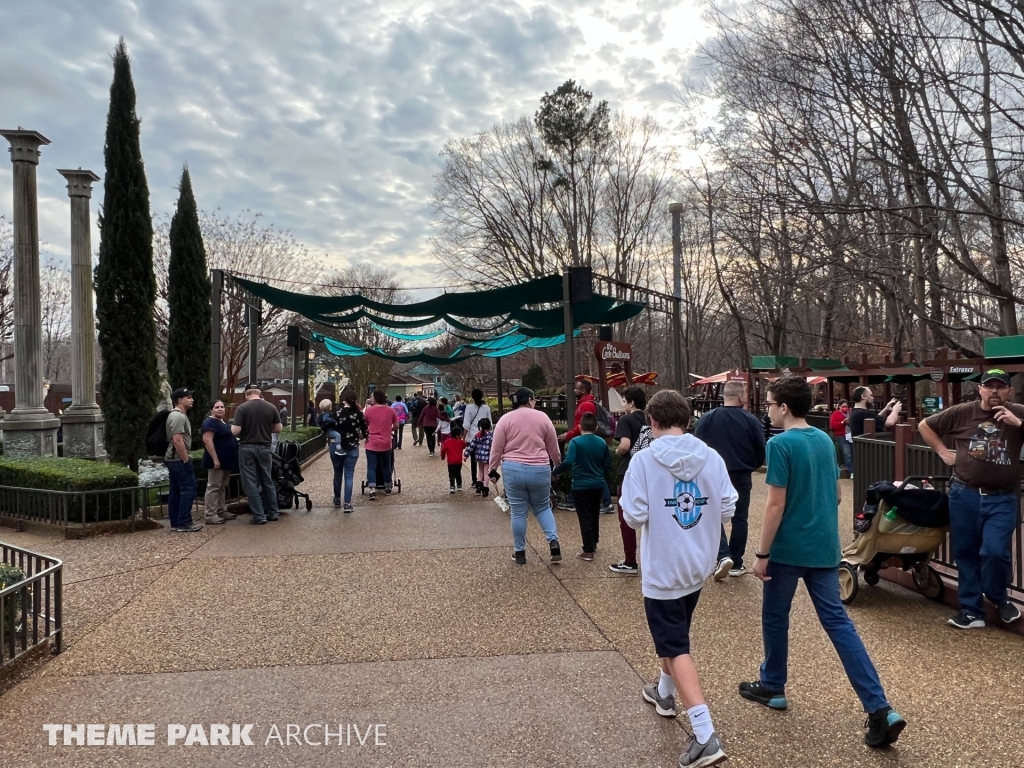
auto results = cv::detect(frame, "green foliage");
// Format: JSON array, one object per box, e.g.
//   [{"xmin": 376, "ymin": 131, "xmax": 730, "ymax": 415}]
[
  {"xmin": 535, "ymin": 80, "xmax": 611, "ymax": 157},
  {"xmin": 522, "ymin": 363, "xmax": 547, "ymax": 391},
  {"xmin": 0, "ymin": 563, "xmax": 25, "ymax": 635},
  {"xmin": 0, "ymin": 563, "xmax": 25, "ymax": 592},
  {"xmin": 167, "ymin": 166, "xmax": 212, "ymax": 440},
  {"xmin": 279, "ymin": 427, "xmax": 322, "ymax": 443},
  {"xmin": 95, "ymin": 38, "xmax": 161, "ymax": 469},
  {"xmin": 0, "ymin": 457, "xmax": 138, "ymax": 492}
]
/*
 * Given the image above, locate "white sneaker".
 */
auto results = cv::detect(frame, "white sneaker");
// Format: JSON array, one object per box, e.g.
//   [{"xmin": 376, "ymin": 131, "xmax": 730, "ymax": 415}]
[{"xmin": 714, "ymin": 558, "xmax": 733, "ymax": 581}]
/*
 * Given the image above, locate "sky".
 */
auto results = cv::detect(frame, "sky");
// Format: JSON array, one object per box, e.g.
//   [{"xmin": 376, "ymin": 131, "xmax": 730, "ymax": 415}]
[{"xmin": 1, "ymin": 0, "xmax": 714, "ymax": 293}]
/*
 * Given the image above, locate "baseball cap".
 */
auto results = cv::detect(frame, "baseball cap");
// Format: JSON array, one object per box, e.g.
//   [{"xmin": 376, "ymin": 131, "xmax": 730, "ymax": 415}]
[
  {"xmin": 170, "ymin": 387, "xmax": 193, "ymax": 403},
  {"xmin": 981, "ymin": 369, "xmax": 1011, "ymax": 386},
  {"xmin": 280, "ymin": 399, "xmax": 287, "ymax": 405},
  {"xmin": 244, "ymin": 383, "xmax": 261, "ymax": 392}
]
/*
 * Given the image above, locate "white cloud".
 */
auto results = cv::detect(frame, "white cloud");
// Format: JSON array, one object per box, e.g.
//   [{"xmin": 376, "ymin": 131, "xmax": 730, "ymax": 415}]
[{"xmin": 0, "ymin": 0, "xmax": 710, "ymax": 289}]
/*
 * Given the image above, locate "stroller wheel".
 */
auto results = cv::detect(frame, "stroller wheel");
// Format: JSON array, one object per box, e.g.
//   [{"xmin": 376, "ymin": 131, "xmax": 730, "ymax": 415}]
[
  {"xmin": 395, "ymin": 479, "xmax": 401, "ymax": 493},
  {"xmin": 912, "ymin": 562, "xmax": 946, "ymax": 601},
  {"xmin": 838, "ymin": 563, "xmax": 859, "ymax": 605},
  {"xmin": 863, "ymin": 570, "xmax": 880, "ymax": 586}
]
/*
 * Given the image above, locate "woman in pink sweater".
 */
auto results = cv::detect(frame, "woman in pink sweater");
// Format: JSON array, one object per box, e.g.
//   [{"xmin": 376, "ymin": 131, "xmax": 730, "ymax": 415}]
[{"xmin": 489, "ymin": 388, "xmax": 562, "ymax": 565}]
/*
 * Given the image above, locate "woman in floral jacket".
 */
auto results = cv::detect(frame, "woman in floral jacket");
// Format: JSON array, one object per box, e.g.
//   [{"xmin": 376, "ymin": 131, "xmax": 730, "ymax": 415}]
[{"xmin": 331, "ymin": 389, "xmax": 368, "ymax": 512}]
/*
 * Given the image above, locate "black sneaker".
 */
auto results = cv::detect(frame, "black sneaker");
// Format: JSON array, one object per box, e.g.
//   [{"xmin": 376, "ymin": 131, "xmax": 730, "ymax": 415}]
[
  {"xmin": 512, "ymin": 550, "xmax": 526, "ymax": 565},
  {"xmin": 250, "ymin": 519, "xmax": 267, "ymax": 526},
  {"xmin": 609, "ymin": 561, "xmax": 639, "ymax": 574},
  {"xmin": 864, "ymin": 706, "xmax": 906, "ymax": 748},
  {"xmin": 333, "ymin": 498, "xmax": 341, "ymax": 508},
  {"xmin": 947, "ymin": 610, "xmax": 985, "ymax": 629},
  {"xmin": 998, "ymin": 601, "xmax": 1022, "ymax": 624},
  {"xmin": 738, "ymin": 681, "xmax": 788, "ymax": 710},
  {"xmin": 714, "ymin": 557, "xmax": 733, "ymax": 582},
  {"xmin": 449, "ymin": 486, "xmax": 456, "ymax": 495},
  {"xmin": 481, "ymin": 487, "xmax": 489, "ymax": 498},
  {"xmin": 549, "ymin": 541, "xmax": 562, "ymax": 562}
]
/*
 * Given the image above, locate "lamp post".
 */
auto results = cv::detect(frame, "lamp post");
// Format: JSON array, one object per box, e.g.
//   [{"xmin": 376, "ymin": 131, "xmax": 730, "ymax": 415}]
[{"xmin": 669, "ymin": 202, "xmax": 684, "ymax": 391}]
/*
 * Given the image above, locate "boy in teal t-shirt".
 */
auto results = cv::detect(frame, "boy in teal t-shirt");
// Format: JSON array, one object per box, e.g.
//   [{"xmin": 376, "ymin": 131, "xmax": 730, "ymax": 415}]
[
  {"xmin": 553, "ymin": 413, "xmax": 610, "ymax": 560},
  {"xmin": 739, "ymin": 377, "xmax": 906, "ymax": 750}
]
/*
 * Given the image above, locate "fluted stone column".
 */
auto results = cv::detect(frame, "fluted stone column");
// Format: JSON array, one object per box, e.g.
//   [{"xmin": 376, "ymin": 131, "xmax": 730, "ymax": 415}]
[
  {"xmin": 57, "ymin": 168, "xmax": 106, "ymax": 460},
  {"xmin": 0, "ymin": 129, "xmax": 59, "ymax": 456}
]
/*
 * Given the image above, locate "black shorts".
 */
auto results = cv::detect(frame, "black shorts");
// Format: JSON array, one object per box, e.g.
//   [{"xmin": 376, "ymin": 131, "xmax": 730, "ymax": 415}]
[{"xmin": 644, "ymin": 590, "xmax": 702, "ymax": 659}]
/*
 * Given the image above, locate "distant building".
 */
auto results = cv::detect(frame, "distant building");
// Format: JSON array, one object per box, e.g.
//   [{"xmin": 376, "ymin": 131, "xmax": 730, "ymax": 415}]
[
  {"xmin": 387, "ymin": 372, "xmax": 434, "ymax": 401},
  {"xmin": 402, "ymin": 363, "xmax": 457, "ymax": 401}
]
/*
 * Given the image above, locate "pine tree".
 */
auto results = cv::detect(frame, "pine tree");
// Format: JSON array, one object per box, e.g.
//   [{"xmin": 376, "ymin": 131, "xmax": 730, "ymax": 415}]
[
  {"xmin": 166, "ymin": 166, "xmax": 212, "ymax": 440},
  {"xmin": 95, "ymin": 38, "xmax": 161, "ymax": 469}
]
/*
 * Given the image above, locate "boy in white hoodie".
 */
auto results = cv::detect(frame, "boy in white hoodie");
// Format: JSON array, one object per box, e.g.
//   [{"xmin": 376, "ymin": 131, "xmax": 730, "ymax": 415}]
[{"xmin": 621, "ymin": 389, "xmax": 737, "ymax": 768}]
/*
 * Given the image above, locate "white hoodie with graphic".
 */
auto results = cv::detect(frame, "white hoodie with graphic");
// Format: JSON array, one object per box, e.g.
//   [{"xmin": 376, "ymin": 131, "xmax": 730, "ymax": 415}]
[{"xmin": 621, "ymin": 433, "xmax": 738, "ymax": 600}]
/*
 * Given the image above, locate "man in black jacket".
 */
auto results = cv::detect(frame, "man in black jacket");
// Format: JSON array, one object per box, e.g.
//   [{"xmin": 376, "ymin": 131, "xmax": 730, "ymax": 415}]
[{"xmin": 694, "ymin": 381, "xmax": 766, "ymax": 579}]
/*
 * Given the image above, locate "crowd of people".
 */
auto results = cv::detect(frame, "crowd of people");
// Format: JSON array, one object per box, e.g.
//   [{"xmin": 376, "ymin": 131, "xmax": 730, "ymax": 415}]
[{"xmin": 158, "ymin": 369, "xmax": 1022, "ymax": 767}]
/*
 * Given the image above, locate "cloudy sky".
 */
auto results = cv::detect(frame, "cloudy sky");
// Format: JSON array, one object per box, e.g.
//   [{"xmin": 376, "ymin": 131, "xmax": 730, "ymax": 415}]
[{"xmin": 1, "ymin": 0, "xmax": 712, "ymax": 292}]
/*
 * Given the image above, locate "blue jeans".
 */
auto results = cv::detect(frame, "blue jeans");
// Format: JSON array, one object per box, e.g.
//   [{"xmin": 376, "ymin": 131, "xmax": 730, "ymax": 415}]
[
  {"xmin": 836, "ymin": 437, "xmax": 853, "ymax": 473},
  {"xmin": 330, "ymin": 445, "xmax": 360, "ymax": 503},
  {"xmin": 166, "ymin": 460, "xmax": 196, "ymax": 529},
  {"xmin": 239, "ymin": 443, "xmax": 278, "ymax": 522},
  {"xmin": 948, "ymin": 482, "xmax": 1018, "ymax": 615},
  {"xmin": 502, "ymin": 461, "xmax": 559, "ymax": 552},
  {"xmin": 719, "ymin": 472, "xmax": 751, "ymax": 568},
  {"xmin": 760, "ymin": 562, "xmax": 888, "ymax": 713},
  {"xmin": 366, "ymin": 449, "xmax": 392, "ymax": 490}
]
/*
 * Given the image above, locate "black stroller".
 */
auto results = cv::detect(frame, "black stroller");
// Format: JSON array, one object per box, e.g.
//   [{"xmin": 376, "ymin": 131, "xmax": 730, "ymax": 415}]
[
  {"xmin": 839, "ymin": 476, "xmax": 950, "ymax": 605},
  {"xmin": 272, "ymin": 440, "xmax": 313, "ymax": 511},
  {"xmin": 360, "ymin": 432, "xmax": 402, "ymax": 495}
]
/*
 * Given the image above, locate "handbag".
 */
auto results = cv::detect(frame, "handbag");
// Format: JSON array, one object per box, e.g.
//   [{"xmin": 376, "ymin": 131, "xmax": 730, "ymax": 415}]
[{"xmin": 491, "ymin": 473, "xmax": 510, "ymax": 514}]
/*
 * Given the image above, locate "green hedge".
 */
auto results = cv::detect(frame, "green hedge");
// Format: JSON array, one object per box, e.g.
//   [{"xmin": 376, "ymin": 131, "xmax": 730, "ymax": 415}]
[
  {"xmin": 280, "ymin": 427, "xmax": 322, "ymax": 443},
  {"xmin": 0, "ymin": 457, "xmax": 138, "ymax": 492}
]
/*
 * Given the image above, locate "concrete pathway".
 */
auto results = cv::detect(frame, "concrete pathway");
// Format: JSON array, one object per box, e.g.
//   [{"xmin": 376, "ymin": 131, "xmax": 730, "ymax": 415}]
[{"xmin": 0, "ymin": 444, "xmax": 1021, "ymax": 767}]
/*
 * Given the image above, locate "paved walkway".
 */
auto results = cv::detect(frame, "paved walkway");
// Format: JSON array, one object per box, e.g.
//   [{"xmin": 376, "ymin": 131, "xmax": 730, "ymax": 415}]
[{"xmin": 0, "ymin": 444, "xmax": 1021, "ymax": 766}]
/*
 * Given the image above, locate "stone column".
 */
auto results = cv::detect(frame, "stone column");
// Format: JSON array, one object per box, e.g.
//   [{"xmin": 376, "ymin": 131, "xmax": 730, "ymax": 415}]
[
  {"xmin": 0, "ymin": 129, "xmax": 59, "ymax": 456},
  {"xmin": 57, "ymin": 168, "xmax": 106, "ymax": 460}
]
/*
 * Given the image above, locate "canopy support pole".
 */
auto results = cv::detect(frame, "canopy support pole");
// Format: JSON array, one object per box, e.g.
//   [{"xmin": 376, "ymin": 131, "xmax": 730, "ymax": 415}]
[
  {"xmin": 210, "ymin": 269, "xmax": 222, "ymax": 404},
  {"xmin": 563, "ymin": 272, "xmax": 576, "ymax": 422},
  {"xmin": 247, "ymin": 304, "xmax": 259, "ymax": 387},
  {"xmin": 496, "ymin": 357, "xmax": 504, "ymax": 417},
  {"xmin": 291, "ymin": 345, "xmax": 300, "ymax": 432},
  {"xmin": 670, "ymin": 202, "xmax": 684, "ymax": 390}
]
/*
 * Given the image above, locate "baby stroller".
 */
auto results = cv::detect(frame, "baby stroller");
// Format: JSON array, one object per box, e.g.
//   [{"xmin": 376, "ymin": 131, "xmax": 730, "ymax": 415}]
[
  {"xmin": 360, "ymin": 433, "xmax": 402, "ymax": 495},
  {"xmin": 839, "ymin": 476, "xmax": 950, "ymax": 605},
  {"xmin": 272, "ymin": 440, "xmax": 313, "ymax": 511}
]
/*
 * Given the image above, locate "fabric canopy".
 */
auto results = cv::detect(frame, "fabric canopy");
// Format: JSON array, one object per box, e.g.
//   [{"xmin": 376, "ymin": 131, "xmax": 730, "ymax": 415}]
[
  {"xmin": 369, "ymin": 324, "xmax": 445, "ymax": 341},
  {"xmin": 231, "ymin": 275, "xmax": 644, "ymax": 337}
]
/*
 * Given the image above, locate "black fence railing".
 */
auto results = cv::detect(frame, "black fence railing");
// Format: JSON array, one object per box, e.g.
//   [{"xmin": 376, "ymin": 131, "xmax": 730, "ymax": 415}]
[
  {"xmin": 0, "ymin": 484, "xmax": 168, "ymax": 529},
  {"xmin": 851, "ymin": 434, "xmax": 1023, "ymax": 607},
  {"xmin": 0, "ymin": 542, "xmax": 62, "ymax": 667},
  {"xmin": 296, "ymin": 433, "xmax": 327, "ymax": 464}
]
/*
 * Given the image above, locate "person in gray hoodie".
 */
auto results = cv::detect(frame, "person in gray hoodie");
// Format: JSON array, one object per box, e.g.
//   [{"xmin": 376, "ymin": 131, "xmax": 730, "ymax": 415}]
[{"xmin": 621, "ymin": 389, "xmax": 737, "ymax": 768}]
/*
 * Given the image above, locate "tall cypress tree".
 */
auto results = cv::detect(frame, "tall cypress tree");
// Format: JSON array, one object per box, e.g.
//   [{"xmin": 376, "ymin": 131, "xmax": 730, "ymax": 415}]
[
  {"xmin": 166, "ymin": 166, "xmax": 211, "ymax": 440},
  {"xmin": 95, "ymin": 38, "xmax": 161, "ymax": 469}
]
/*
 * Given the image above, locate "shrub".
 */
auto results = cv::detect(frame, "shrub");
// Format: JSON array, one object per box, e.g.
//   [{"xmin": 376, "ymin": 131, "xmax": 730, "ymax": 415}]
[
  {"xmin": 0, "ymin": 457, "xmax": 141, "ymax": 524},
  {"xmin": 0, "ymin": 562, "xmax": 25, "ymax": 635}
]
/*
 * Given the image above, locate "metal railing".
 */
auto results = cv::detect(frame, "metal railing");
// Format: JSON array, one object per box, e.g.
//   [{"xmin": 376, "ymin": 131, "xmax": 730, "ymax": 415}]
[
  {"xmin": 0, "ymin": 484, "xmax": 168, "ymax": 529},
  {"xmin": 851, "ymin": 433, "xmax": 1023, "ymax": 607},
  {"xmin": 296, "ymin": 433, "xmax": 327, "ymax": 464},
  {"xmin": 0, "ymin": 542, "xmax": 62, "ymax": 667}
]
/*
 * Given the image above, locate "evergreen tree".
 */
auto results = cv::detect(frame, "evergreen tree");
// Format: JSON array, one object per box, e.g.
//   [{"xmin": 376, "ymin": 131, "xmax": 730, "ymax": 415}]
[
  {"xmin": 522, "ymin": 363, "xmax": 547, "ymax": 392},
  {"xmin": 166, "ymin": 166, "xmax": 211, "ymax": 441},
  {"xmin": 95, "ymin": 38, "xmax": 161, "ymax": 469}
]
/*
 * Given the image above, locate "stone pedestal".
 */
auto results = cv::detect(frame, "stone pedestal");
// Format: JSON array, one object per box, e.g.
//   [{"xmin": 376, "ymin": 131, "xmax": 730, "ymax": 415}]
[
  {"xmin": 1, "ymin": 129, "xmax": 59, "ymax": 456},
  {"xmin": 56, "ymin": 168, "xmax": 106, "ymax": 460}
]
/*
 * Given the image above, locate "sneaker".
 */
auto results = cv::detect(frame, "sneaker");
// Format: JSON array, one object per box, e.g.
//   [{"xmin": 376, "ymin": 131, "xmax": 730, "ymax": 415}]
[
  {"xmin": 641, "ymin": 683, "xmax": 676, "ymax": 717},
  {"xmin": 333, "ymin": 499, "xmax": 342, "ymax": 508},
  {"xmin": 998, "ymin": 601, "xmax": 1021, "ymax": 624},
  {"xmin": 174, "ymin": 523, "xmax": 204, "ymax": 532},
  {"xmin": 343, "ymin": 503, "xmax": 354, "ymax": 513},
  {"xmin": 204, "ymin": 517, "xmax": 227, "ymax": 526},
  {"xmin": 556, "ymin": 502, "xmax": 575, "ymax": 511},
  {"xmin": 368, "ymin": 490, "xmax": 377, "ymax": 500},
  {"xmin": 947, "ymin": 610, "xmax": 985, "ymax": 629},
  {"xmin": 864, "ymin": 707, "xmax": 906, "ymax": 748},
  {"xmin": 513, "ymin": 550, "xmax": 526, "ymax": 565},
  {"xmin": 714, "ymin": 557, "xmax": 733, "ymax": 582},
  {"xmin": 728, "ymin": 566, "xmax": 747, "ymax": 577},
  {"xmin": 577, "ymin": 551, "xmax": 595, "ymax": 561},
  {"xmin": 481, "ymin": 487, "xmax": 489, "ymax": 498},
  {"xmin": 449, "ymin": 486, "xmax": 456, "ymax": 495},
  {"xmin": 599, "ymin": 504, "xmax": 615, "ymax": 514},
  {"xmin": 218, "ymin": 511, "xmax": 237, "ymax": 521},
  {"xmin": 250, "ymin": 519, "xmax": 267, "ymax": 525},
  {"xmin": 266, "ymin": 516, "xmax": 279, "ymax": 522},
  {"xmin": 475, "ymin": 486, "xmax": 483, "ymax": 495},
  {"xmin": 384, "ymin": 487, "xmax": 392, "ymax": 496},
  {"xmin": 738, "ymin": 680, "xmax": 788, "ymax": 710},
  {"xmin": 609, "ymin": 561, "xmax": 639, "ymax": 574},
  {"xmin": 456, "ymin": 486, "xmax": 463, "ymax": 492},
  {"xmin": 678, "ymin": 732, "xmax": 727, "ymax": 767},
  {"xmin": 549, "ymin": 542, "xmax": 562, "ymax": 562}
]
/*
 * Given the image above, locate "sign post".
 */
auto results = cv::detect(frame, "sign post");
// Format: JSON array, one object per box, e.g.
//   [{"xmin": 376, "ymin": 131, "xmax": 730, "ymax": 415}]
[{"xmin": 594, "ymin": 342, "xmax": 633, "ymax": 411}]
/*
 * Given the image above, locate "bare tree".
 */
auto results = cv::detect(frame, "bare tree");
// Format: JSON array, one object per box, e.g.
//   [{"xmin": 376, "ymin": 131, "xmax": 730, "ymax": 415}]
[{"xmin": 39, "ymin": 256, "xmax": 72, "ymax": 381}]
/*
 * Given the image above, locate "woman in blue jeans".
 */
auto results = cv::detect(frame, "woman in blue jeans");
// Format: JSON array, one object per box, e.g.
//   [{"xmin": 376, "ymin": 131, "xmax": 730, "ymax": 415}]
[
  {"xmin": 328, "ymin": 389, "xmax": 367, "ymax": 512},
  {"xmin": 488, "ymin": 388, "xmax": 564, "ymax": 564}
]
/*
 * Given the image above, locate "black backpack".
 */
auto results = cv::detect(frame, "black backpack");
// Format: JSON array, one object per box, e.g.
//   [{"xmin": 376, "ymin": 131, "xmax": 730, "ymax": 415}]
[
  {"xmin": 593, "ymin": 401, "xmax": 613, "ymax": 438},
  {"xmin": 145, "ymin": 410, "xmax": 172, "ymax": 457}
]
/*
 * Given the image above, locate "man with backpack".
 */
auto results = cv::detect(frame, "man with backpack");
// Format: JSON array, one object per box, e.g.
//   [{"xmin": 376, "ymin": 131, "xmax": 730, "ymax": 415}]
[
  {"xmin": 558, "ymin": 379, "xmax": 614, "ymax": 513},
  {"xmin": 164, "ymin": 388, "xmax": 203, "ymax": 532},
  {"xmin": 408, "ymin": 392, "xmax": 427, "ymax": 446}
]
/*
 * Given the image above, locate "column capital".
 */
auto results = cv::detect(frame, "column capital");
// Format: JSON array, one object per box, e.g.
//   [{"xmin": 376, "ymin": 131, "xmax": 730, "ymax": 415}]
[
  {"xmin": 57, "ymin": 168, "xmax": 101, "ymax": 198},
  {"xmin": 0, "ymin": 129, "xmax": 51, "ymax": 166}
]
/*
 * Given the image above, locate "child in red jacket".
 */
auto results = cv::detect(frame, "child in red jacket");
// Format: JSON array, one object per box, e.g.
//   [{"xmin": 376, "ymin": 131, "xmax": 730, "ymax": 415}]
[{"xmin": 440, "ymin": 425, "xmax": 467, "ymax": 493}]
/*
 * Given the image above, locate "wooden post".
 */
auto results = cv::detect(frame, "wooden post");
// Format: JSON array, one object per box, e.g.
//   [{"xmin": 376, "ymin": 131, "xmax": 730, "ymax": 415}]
[{"xmin": 894, "ymin": 423, "xmax": 913, "ymax": 482}]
